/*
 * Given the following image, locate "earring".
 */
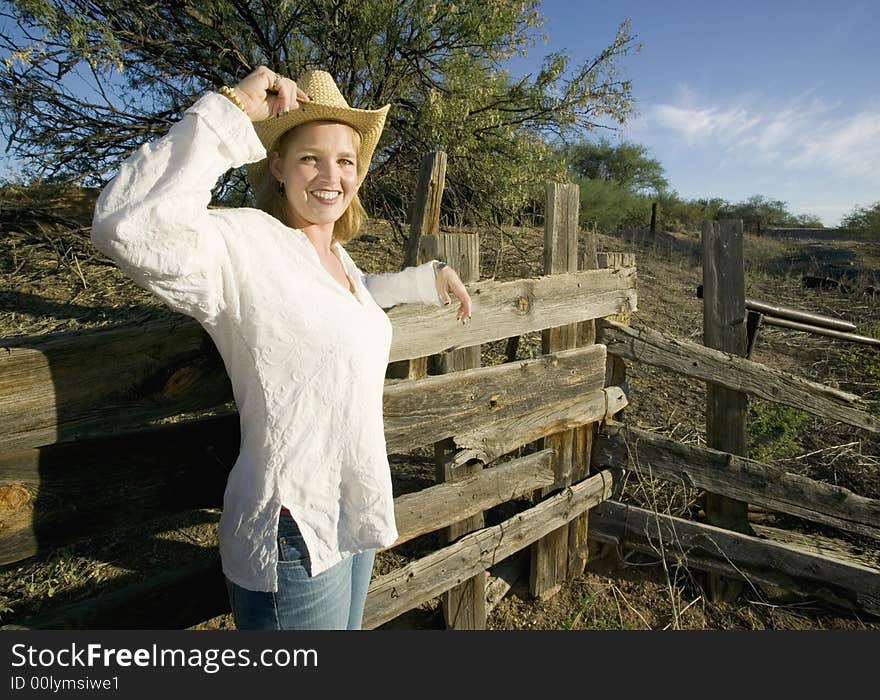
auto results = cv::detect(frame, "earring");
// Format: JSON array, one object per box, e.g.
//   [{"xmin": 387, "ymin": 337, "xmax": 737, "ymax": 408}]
[{"xmin": 277, "ymin": 180, "xmax": 285, "ymax": 195}]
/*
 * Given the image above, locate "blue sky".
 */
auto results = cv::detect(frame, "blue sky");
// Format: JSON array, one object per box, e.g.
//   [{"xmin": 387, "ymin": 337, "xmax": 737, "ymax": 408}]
[
  {"xmin": 3, "ymin": 1, "xmax": 878, "ymax": 226},
  {"xmin": 506, "ymin": 0, "xmax": 879, "ymax": 225}
]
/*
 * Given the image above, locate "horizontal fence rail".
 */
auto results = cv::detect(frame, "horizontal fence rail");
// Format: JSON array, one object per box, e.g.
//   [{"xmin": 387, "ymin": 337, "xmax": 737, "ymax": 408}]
[
  {"xmin": 599, "ymin": 319, "xmax": 879, "ymax": 434},
  {"xmin": 6, "ymin": 455, "xmax": 605, "ymax": 630},
  {"xmin": 597, "ymin": 420, "xmax": 880, "ymax": 540},
  {"xmin": 590, "ymin": 500, "xmax": 880, "ymax": 616},
  {"xmin": 0, "ymin": 344, "xmax": 617, "ymax": 565},
  {"xmin": 364, "ymin": 470, "xmax": 614, "ymax": 629},
  {"xmin": 0, "ymin": 268, "xmax": 636, "ymax": 452}
]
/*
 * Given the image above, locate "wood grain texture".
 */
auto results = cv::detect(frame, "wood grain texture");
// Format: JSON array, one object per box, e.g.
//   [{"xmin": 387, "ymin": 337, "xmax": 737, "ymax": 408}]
[
  {"xmin": 403, "ymin": 150, "xmax": 447, "ymax": 269},
  {"xmin": 429, "ymin": 232, "xmax": 485, "ymax": 628},
  {"xmin": 702, "ymin": 219, "xmax": 750, "ymax": 600},
  {"xmin": 600, "ymin": 319, "xmax": 878, "ymax": 433},
  {"xmin": 1, "ymin": 270, "xmax": 635, "ymax": 451},
  {"xmin": 532, "ymin": 182, "xmax": 581, "ymax": 598},
  {"xmin": 383, "ymin": 343, "xmax": 608, "ymax": 453},
  {"xmin": 385, "ymin": 267, "xmax": 637, "ymax": 361},
  {"xmin": 390, "ymin": 449, "xmax": 555, "ymax": 549},
  {"xmin": 0, "ymin": 317, "xmax": 231, "ymax": 451},
  {"xmin": 590, "ymin": 500, "xmax": 880, "ymax": 616},
  {"xmin": 364, "ymin": 470, "xmax": 614, "ymax": 629},
  {"xmin": 0, "ymin": 376, "xmax": 618, "ymax": 566},
  {"xmin": 597, "ymin": 420, "xmax": 880, "ymax": 540}
]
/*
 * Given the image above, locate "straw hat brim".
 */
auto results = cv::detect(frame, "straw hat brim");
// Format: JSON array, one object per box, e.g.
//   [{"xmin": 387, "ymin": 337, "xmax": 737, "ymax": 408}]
[{"xmin": 247, "ymin": 101, "xmax": 390, "ymax": 192}]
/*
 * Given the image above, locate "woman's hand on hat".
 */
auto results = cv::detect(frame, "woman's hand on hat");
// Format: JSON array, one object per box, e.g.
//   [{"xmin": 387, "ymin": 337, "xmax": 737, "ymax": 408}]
[
  {"xmin": 232, "ymin": 65, "xmax": 311, "ymax": 123},
  {"xmin": 434, "ymin": 264, "xmax": 473, "ymax": 323}
]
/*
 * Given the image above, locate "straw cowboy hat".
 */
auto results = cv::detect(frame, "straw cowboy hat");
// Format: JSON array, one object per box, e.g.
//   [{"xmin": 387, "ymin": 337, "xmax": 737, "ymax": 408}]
[{"xmin": 247, "ymin": 69, "xmax": 390, "ymax": 192}]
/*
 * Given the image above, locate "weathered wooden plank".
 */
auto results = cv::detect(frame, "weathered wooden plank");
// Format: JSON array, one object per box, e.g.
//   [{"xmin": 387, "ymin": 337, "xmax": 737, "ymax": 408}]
[
  {"xmin": 702, "ymin": 219, "xmax": 750, "ymax": 600},
  {"xmin": 403, "ymin": 150, "xmax": 447, "ymax": 269},
  {"xmin": 600, "ymin": 320, "xmax": 879, "ymax": 434},
  {"xmin": 485, "ymin": 551, "xmax": 528, "ymax": 614},
  {"xmin": 364, "ymin": 470, "xmax": 615, "ymax": 629},
  {"xmin": 752, "ymin": 524, "xmax": 880, "ymax": 571},
  {"xmin": 388, "ymin": 151, "xmax": 447, "ymax": 381},
  {"xmin": 589, "ymin": 500, "xmax": 880, "ymax": 616},
  {"xmin": 384, "ymin": 343, "xmax": 608, "ymax": 453},
  {"xmin": 0, "ymin": 370, "xmax": 614, "ymax": 566},
  {"xmin": 0, "ymin": 317, "xmax": 232, "ymax": 451},
  {"xmin": 532, "ymin": 181, "xmax": 580, "ymax": 599},
  {"xmin": 385, "ymin": 267, "xmax": 637, "ymax": 361},
  {"xmin": 428, "ymin": 231, "xmax": 481, "ymax": 374},
  {"xmin": 389, "ymin": 449, "xmax": 555, "ymax": 548},
  {"xmin": 449, "ymin": 387, "xmax": 626, "ymax": 470},
  {"xmin": 597, "ymin": 421, "xmax": 880, "ymax": 540},
  {"xmin": 0, "ymin": 414, "xmax": 238, "ymax": 565},
  {"xmin": 568, "ymin": 225, "xmax": 600, "ymax": 580},
  {"xmin": 429, "ymin": 232, "xmax": 485, "ymax": 629},
  {"xmin": 1, "ymin": 269, "xmax": 635, "ymax": 451}
]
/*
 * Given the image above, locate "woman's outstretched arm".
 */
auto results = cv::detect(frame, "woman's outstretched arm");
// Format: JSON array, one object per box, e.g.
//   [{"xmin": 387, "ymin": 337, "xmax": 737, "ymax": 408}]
[{"xmin": 355, "ymin": 256, "xmax": 473, "ymax": 321}]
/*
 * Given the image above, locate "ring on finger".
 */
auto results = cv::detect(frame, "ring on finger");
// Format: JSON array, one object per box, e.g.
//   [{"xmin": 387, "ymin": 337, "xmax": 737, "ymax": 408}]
[{"xmin": 271, "ymin": 72, "xmax": 281, "ymax": 92}]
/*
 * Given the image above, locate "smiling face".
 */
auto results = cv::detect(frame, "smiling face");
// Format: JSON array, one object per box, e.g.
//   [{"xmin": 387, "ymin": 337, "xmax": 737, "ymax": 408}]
[{"xmin": 268, "ymin": 121, "xmax": 360, "ymax": 232}]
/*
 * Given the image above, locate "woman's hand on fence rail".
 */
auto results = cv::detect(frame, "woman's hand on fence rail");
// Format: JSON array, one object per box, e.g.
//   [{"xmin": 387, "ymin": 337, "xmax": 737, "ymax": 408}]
[
  {"xmin": 434, "ymin": 263, "xmax": 472, "ymax": 323},
  {"xmin": 230, "ymin": 65, "xmax": 311, "ymax": 122}
]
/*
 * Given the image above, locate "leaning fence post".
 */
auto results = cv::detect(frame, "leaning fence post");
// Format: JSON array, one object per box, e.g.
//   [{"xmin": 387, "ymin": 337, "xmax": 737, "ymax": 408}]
[
  {"xmin": 701, "ymin": 218, "xmax": 752, "ymax": 601},
  {"xmin": 530, "ymin": 181, "xmax": 580, "ymax": 599},
  {"xmin": 387, "ymin": 150, "xmax": 447, "ymax": 381},
  {"xmin": 433, "ymin": 231, "xmax": 484, "ymax": 629}
]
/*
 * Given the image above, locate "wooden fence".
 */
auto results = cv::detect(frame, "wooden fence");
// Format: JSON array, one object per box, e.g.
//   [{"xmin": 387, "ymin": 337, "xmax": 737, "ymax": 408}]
[
  {"xmin": 1, "ymin": 164, "xmax": 878, "ymax": 628},
  {"xmin": 0, "ymin": 161, "xmax": 635, "ymax": 628},
  {"xmin": 592, "ymin": 220, "xmax": 880, "ymax": 615}
]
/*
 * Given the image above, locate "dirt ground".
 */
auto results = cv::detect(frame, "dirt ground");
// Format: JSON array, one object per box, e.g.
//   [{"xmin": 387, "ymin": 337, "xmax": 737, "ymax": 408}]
[{"xmin": 1, "ymin": 183, "xmax": 878, "ymax": 629}]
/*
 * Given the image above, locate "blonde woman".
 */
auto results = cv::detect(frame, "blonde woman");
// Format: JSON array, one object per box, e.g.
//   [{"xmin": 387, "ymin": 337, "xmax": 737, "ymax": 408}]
[{"xmin": 91, "ymin": 66, "xmax": 472, "ymax": 629}]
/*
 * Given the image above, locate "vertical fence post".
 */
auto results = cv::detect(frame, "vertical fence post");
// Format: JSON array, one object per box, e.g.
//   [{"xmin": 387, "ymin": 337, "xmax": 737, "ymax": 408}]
[
  {"xmin": 403, "ymin": 150, "xmax": 447, "ymax": 269},
  {"xmin": 530, "ymin": 181, "xmax": 580, "ymax": 599},
  {"xmin": 387, "ymin": 150, "xmax": 447, "ymax": 381},
  {"xmin": 701, "ymin": 219, "xmax": 752, "ymax": 601},
  {"xmin": 566, "ymin": 224, "xmax": 600, "ymax": 579},
  {"xmin": 650, "ymin": 202, "xmax": 658, "ymax": 234},
  {"xmin": 596, "ymin": 252, "xmax": 635, "ymax": 415},
  {"xmin": 434, "ymin": 232, "xmax": 483, "ymax": 629}
]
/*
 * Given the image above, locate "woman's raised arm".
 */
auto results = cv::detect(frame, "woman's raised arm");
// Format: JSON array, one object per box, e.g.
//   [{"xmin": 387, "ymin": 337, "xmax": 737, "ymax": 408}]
[{"xmin": 90, "ymin": 90, "xmax": 266, "ymax": 323}]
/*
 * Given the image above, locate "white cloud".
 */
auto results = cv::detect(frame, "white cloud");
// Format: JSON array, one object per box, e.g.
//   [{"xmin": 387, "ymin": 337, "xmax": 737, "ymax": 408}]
[
  {"xmin": 787, "ymin": 110, "xmax": 880, "ymax": 177},
  {"xmin": 653, "ymin": 104, "xmax": 760, "ymax": 146},
  {"xmin": 648, "ymin": 90, "xmax": 880, "ymax": 184}
]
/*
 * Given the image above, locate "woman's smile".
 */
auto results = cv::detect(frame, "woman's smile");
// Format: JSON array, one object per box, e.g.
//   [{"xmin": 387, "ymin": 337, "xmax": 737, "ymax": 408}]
[{"xmin": 311, "ymin": 189, "xmax": 342, "ymax": 203}]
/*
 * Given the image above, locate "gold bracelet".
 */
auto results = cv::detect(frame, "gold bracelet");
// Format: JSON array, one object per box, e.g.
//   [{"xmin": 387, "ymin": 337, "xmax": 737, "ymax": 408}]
[{"xmin": 218, "ymin": 85, "xmax": 248, "ymax": 115}]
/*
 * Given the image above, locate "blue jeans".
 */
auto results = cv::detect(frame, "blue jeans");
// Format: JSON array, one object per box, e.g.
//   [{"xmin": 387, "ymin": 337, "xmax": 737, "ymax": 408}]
[{"xmin": 225, "ymin": 510, "xmax": 375, "ymax": 630}]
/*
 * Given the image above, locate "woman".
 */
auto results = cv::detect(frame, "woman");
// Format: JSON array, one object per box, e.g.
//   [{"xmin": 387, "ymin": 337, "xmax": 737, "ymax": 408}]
[{"xmin": 91, "ymin": 66, "xmax": 473, "ymax": 630}]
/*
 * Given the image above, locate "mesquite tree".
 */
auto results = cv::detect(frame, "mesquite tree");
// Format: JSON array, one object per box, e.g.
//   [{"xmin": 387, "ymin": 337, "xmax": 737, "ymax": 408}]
[{"xmin": 1, "ymin": 1, "xmax": 638, "ymax": 229}]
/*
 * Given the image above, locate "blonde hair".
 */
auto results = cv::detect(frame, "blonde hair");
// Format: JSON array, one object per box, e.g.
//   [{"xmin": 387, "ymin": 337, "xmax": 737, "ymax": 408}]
[{"xmin": 253, "ymin": 121, "xmax": 367, "ymax": 245}]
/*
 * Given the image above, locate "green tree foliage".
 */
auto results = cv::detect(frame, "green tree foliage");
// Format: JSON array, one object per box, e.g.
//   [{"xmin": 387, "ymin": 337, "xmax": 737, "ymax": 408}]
[
  {"xmin": 0, "ymin": 1, "xmax": 638, "ymax": 230},
  {"xmin": 577, "ymin": 177, "xmax": 646, "ymax": 232},
  {"xmin": 841, "ymin": 201, "xmax": 880, "ymax": 237},
  {"xmin": 563, "ymin": 138, "xmax": 667, "ymax": 193}
]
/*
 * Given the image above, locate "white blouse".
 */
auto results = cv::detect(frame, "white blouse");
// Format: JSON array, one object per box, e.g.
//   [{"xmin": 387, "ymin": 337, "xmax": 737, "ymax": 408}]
[{"xmin": 91, "ymin": 91, "xmax": 442, "ymax": 592}]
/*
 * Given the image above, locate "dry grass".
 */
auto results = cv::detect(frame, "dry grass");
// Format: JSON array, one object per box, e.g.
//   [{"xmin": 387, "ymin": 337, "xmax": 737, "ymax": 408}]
[{"xmin": 1, "ymin": 197, "xmax": 878, "ymax": 629}]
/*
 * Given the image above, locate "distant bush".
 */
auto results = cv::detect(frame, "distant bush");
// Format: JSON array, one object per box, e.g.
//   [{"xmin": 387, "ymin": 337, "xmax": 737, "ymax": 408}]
[
  {"xmin": 577, "ymin": 177, "xmax": 651, "ymax": 232},
  {"xmin": 841, "ymin": 202, "xmax": 880, "ymax": 238}
]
